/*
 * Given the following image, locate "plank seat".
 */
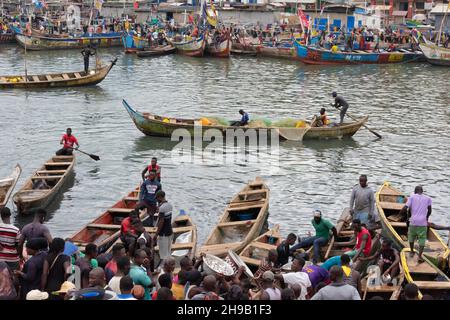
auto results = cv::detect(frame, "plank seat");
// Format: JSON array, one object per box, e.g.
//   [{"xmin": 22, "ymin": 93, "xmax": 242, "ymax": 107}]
[
  {"xmin": 379, "ymin": 202, "xmax": 405, "ymax": 211},
  {"xmin": 107, "ymin": 208, "xmax": 134, "ymax": 214},
  {"xmin": 45, "ymin": 75, "xmax": 52, "ymax": 81},
  {"xmin": 218, "ymin": 220, "xmax": 256, "ymax": 228},
  {"xmin": 228, "ymin": 204, "xmax": 264, "ymax": 211},
  {"xmin": 37, "ymin": 170, "xmax": 67, "ymax": 174},
  {"xmin": 87, "ymin": 224, "xmax": 120, "ymax": 230},
  {"xmin": 239, "ymin": 189, "xmax": 267, "ymax": 196},
  {"xmin": 74, "ymin": 72, "xmax": 82, "ymax": 78},
  {"xmin": 365, "ymin": 285, "xmax": 398, "ymax": 292},
  {"xmin": 31, "ymin": 175, "xmax": 64, "ymax": 180},
  {"xmin": 249, "ymin": 241, "xmax": 276, "ymax": 251},
  {"xmin": 45, "ymin": 162, "xmax": 72, "ymax": 166},
  {"xmin": 32, "ymin": 76, "xmax": 40, "ymax": 82},
  {"xmin": 240, "ymin": 256, "xmax": 261, "ymax": 266},
  {"xmin": 123, "ymin": 196, "xmax": 139, "ymax": 201},
  {"xmin": 155, "ymin": 242, "xmax": 194, "ymax": 251},
  {"xmin": 390, "ymin": 222, "xmax": 408, "ymax": 228},
  {"xmin": 62, "ymin": 74, "xmax": 70, "ymax": 80},
  {"xmin": 414, "ymin": 281, "xmax": 450, "ymax": 290}
]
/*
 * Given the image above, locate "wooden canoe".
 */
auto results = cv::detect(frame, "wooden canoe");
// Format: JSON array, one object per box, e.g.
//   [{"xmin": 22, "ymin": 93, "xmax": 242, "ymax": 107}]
[
  {"xmin": 206, "ymin": 35, "xmax": 231, "ymax": 58},
  {"xmin": 256, "ymin": 44, "xmax": 295, "ymax": 59},
  {"xmin": 0, "ymin": 59, "xmax": 117, "ymax": 88},
  {"xmin": 199, "ymin": 177, "xmax": 269, "ymax": 258},
  {"xmin": 239, "ymin": 225, "xmax": 281, "ymax": 272},
  {"xmin": 170, "ymin": 33, "xmax": 207, "ymax": 57},
  {"xmin": 361, "ymin": 264, "xmax": 404, "ymax": 300},
  {"xmin": 400, "ymin": 248, "xmax": 450, "ymax": 299},
  {"xmin": 0, "ymin": 164, "xmax": 22, "ymax": 208},
  {"xmin": 13, "ymin": 155, "xmax": 75, "ymax": 214},
  {"xmin": 0, "ymin": 32, "xmax": 15, "ymax": 44},
  {"xmin": 136, "ymin": 45, "xmax": 176, "ymax": 58},
  {"xmin": 419, "ymin": 42, "xmax": 450, "ymax": 67},
  {"xmin": 122, "ymin": 99, "xmax": 368, "ymax": 140},
  {"xmin": 376, "ymin": 182, "xmax": 449, "ymax": 269}
]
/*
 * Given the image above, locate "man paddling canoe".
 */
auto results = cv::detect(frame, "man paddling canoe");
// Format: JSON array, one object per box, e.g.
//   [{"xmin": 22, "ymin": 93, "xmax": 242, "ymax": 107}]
[
  {"xmin": 332, "ymin": 92, "xmax": 349, "ymax": 125},
  {"xmin": 56, "ymin": 128, "xmax": 79, "ymax": 156}
]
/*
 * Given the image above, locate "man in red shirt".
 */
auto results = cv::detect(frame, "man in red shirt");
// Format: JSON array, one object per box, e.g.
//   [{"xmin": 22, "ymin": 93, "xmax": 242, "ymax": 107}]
[
  {"xmin": 141, "ymin": 157, "xmax": 161, "ymax": 182},
  {"xmin": 56, "ymin": 128, "xmax": 79, "ymax": 156}
]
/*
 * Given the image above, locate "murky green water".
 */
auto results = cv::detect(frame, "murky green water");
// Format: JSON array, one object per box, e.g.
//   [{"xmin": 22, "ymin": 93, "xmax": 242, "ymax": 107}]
[{"xmin": 1, "ymin": 44, "xmax": 449, "ymax": 243}]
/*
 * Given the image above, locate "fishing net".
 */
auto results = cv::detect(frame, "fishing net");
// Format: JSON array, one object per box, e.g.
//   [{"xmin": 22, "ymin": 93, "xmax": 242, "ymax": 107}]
[{"xmin": 205, "ymin": 117, "xmax": 230, "ymax": 126}]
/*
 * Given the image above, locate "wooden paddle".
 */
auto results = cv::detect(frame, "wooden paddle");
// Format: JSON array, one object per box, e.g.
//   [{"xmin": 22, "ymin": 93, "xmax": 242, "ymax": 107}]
[
  {"xmin": 70, "ymin": 148, "xmax": 100, "ymax": 161},
  {"xmin": 331, "ymin": 105, "xmax": 382, "ymax": 139}
]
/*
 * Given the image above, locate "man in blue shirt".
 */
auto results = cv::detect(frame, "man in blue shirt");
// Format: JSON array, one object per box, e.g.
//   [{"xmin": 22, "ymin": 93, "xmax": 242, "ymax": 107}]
[
  {"xmin": 140, "ymin": 171, "xmax": 162, "ymax": 226},
  {"xmin": 231, "ymin": 109, "xmax": 249, "ymax": 126}
]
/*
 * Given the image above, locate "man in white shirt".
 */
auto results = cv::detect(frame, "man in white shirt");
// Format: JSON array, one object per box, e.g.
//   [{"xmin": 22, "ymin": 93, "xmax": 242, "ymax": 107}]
[
  {"xmin": 275, "ymin": 257, "xmax": 312, "ymax": 300},
  {"xmin": 108, "ymin": 256, "xmax": 131, "ymax": 294}
]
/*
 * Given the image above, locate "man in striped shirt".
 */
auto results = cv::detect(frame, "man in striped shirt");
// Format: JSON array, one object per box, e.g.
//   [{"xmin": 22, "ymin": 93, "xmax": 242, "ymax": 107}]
[{"xmin": 0, "ymin": 207, "xmax": 21, "ymax": 270}]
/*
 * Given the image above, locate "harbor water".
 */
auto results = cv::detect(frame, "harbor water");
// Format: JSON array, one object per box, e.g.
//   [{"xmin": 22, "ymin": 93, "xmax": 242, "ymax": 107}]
[{"xmin": 1, "ymin": 44, "xmax": 449, "ymax": 243}]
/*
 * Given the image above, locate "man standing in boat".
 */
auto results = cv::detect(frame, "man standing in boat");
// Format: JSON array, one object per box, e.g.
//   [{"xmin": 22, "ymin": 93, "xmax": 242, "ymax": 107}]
[
  {"xmin": 56, "ymin": 128, "xmax": 79, "ymax": 156},
  {"xmin": 81, "ymin": 44, "xmax": 97, "ymax": 74},
  {"xmin": 331, "ymin": 92, "xmax": 349, "ymax": 125},
  {"xmin": 349, "ymin": 175, "xmax": 375, "ymax": 226}
]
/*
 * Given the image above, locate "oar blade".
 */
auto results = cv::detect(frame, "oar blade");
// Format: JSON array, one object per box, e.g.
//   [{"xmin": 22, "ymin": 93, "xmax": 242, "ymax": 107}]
[{"xmin": 90, "ymin": 154, "xmax": 100, "ymax": 161}]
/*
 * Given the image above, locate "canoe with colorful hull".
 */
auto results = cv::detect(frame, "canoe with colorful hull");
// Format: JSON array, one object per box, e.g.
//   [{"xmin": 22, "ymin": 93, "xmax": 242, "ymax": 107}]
[
  {"xmin": 136, "ymin": 45, "xmax": 176, "ymax": 58},
  {"xmin": 419, "ymin": 43, "xmax": 450, "ymax": 66},
  {"xmin": 12, "ymin": 27, "xmax": 122, "ymax": 50},
  {"xmin": 376, "ymin": 182, "xmax": 450, "ymax": 269},
  {"xmin": 206, "ymin": 35, "xmax": 231, "ymax": 58},
  {"xmin": 0, "ymin": 59, "xmax": 117, "ymax": 88},
  {"xmin": 122, "ymin": 33, "xmax": 148, "ymax": 53},
  {"xmin": 294, "ymin": 41, "xmax": 424, "ymax": 65},
  {"xmin": 13, "ymin": 155, "xmax": 75, "ymax": 214},
  {"xmin": 400, "ymin": 248, "xmax": 450, "ymax": 299},
  {"xmin": 0, "ymin": 164, "xmax": 22, "ymax": 208},
  {"xmin": 239, "ymin": 225, "xmax": 281, "ymax": 272},
  {"xmin": 170, "ymin": 34, "xmax": 207, "ymax": 57},
  {"xmin": 199, "ymin": 177, "xmax": 270, "ymax": 258},
  {"xmin": 122, "ymin": 99, "xmax": 368, "ymax": 140},
  {"xmin": 0, "ymin": 32, "xmax": 15, "ymax": 44}
]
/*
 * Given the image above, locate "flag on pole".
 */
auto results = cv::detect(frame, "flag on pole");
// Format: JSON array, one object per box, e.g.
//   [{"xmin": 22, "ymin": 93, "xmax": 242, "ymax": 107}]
[
  {"xmin": 94, "ymin": 0, "xmax": 104, "ymax": 11},
  {"xmin": 297, "ymin": 8, "xmax": 309, "ymax": 28},
  {"xmin": 206, "ymin": 0, "xmax": 218, "ymax": 27}
]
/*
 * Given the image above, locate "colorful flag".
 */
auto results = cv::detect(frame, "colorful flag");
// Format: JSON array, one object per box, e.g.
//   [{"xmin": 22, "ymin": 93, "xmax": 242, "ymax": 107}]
[
  {"xmin": 206, "ymin": 0, "xmax": 218, "ymax": 27},
  {"xmin": 134, "ymin": 1, "xmax": 139, "ymax": 9},
  {"xmin": 94, "ymin": 0, "xmax": 104, "ymax": 11},
  {"xmin": 297, "ymin": 8, "xmax": 309, "ymax": 28}
]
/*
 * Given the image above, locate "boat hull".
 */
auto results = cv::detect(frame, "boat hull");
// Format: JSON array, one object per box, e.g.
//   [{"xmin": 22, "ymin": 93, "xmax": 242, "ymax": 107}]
[
  {"xmin": 171, "ymin": 35, "xmax": 206, "ymax": 57},
  {"xmin": 0, "ymin": 33, "xmax": 15, "ymax": 44},
  {"xmin": 419, "ymin": 43, "xmax": 450, "ymax": 66},
  {"xmin": 257, "ymin": 45, "xmax": 295, "ymax": 59},
  {"xmin": 136, "ymin": 45, "xmax": 176, "ymax": 58},
  {"xmin": 122, "ymin": 33, "xmax": 148, "ymax": 53},
  {"xmin": 206, "ymin": 36, "xmax": 231, "ymax": 58},
  {"xmin": 0, "ymin": 164, "xmax": 22, "ymax": 208},
  {"xmin": 122, "ymin": 100, "xmax": 367, "ymax": 140}
]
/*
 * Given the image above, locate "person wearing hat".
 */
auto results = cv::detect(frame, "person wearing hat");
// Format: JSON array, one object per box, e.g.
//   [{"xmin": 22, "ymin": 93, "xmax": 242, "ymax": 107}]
[
  {"xmin": 290, "ymin": 210, "xmax": 337, "ymax": 264},
  {"xmin": 52, "ymin": 281, "xmax": 76, "ymax": 300},
  {"xmin": 331, "ymin": 92, "xmax": 349, "ymax": 125},
  {"xmin": 230, "ymin": 109, "xmax": 249, "ymax": 126},
  {"xmin": 259, "ymin": 271, "xmax": 281, "ymax": 300},
  {"xmin": 14, "ymin": 238, "xmax": 48, "ymax": 299},
  {"xmin": 26, "ymin": 289, "xmax": 49, "ymax": 300}
]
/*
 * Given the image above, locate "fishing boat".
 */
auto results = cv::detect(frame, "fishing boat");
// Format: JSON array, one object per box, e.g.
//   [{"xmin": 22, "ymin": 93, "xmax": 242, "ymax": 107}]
[
  {"xmin": 136, "ymin": 45, "xmax": 176, "ymax": 58},
  {"xmin": 400, "ymin": 248, "xmax": 450, "ymax": 299},
  {"xmin": 419, "ymin": 42, "xmax": 450, "ymax": 66},
  {"xmin": 0, "ymin": 164, "xmax": 22, "ymax": 208},
  {"xmin": 0, "ymin": 32, "xmax": 15, "ymax": 44},
  {"xmin": 376, "ymin": 182, "xmax": 449, "ymax": 269},
  {"xmin": 294, "ymin": 41, "xmax": 423, "ymax": 65},
  {"xmin": 121, "ymin": 32, "xmax": 148, "ymax": 53},
  {"xmin": 199, "ymin": 177, "xmax": 269, "ymax": 258},
  {"xmin": 122, "ymin": 99, "xmax": 368, "ymax": 140},
  {"xmin": 256, "ymin": 43, "xmax": 295, "ymax": 59},
  {"xmin": 0, "ymin": 59, "xmax": 117, "ymax": 88},
  {"xmin": 206, "ymin": 35, "xmax": 231, "ymax": 58},
  {"xmin": 13, "ymin": 155, "xmax": 75, "ymax": 214},
  {"xmin": 231, "ymin": 36, "xmax": 258, "ymax": 55},
  {"xmin": 170, "ymin": 33, "xmax": 207, "ymax": 57},
  {"xmin": 12, "ymin": 26, "xmax": 122, "ymax": 50},
  {"xmin": 239, "ymin": 225, "xmax": 281, "ymax": 272},
  {"xmin": 70, "ymin": 187, "xmax": 141, "ymax": 253}
]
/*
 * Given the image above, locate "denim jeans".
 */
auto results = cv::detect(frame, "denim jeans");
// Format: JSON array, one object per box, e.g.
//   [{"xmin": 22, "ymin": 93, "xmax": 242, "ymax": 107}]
[
  {"xmin": 354, "ymin": 211, "xmax": 369, "ymax": 225},
  {"xmin": 290, "ymin": 235, "xmax": 329, "ymax": 263}
]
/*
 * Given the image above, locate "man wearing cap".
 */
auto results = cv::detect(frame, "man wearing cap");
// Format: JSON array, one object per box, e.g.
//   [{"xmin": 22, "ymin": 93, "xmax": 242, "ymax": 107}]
[
  {"xmin": 53, "ymin": 281, "xmax": 76, "ymax": 300},
  {"xmin": 259, "ymin": 271, "xmax": 281, "ymax": 300},
  {"xmin": 331, "ymin": 92, "xmax": 349, "ymax": 124},
  {"xmin": 290, "ymin": 210, "xmax": 337, "ymax": 264}
]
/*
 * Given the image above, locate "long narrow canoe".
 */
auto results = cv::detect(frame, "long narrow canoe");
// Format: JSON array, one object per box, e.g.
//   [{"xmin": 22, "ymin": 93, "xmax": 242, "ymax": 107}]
[
  {"xmin": 70, "ymin": 187, "xmax": 143, "ymax": 253},
  {"xmin": 13, "ymin": 155, "xmax": 75, "ymax": 214},
  {"xmin": 239, "ymin": 225, "xmax": 281, "ymax": 272},
  {"xmin": 122, "ymin": 99, "xmax": 368, "ymax": 140},
  {"xmin": 256, "ymin": 44, "xmax": 295, "ymax": 59},
  {"xmin": 136, "ymin": 45, "xmax": 176, "ymax": 58},
  {"xmin": 0, "ymin": 164, "xmax": 22, "ymax": 208},
  {"xmin": 294, "ymin": 41, "xmax": 423, "ymax": 65},
  {"xmin": 199, "ymin": 177, "xmax": 269, "ymax": 258},
  {"xmin": 206, "ymin": 35, "xmax": 231, "ymax": 58},
  {"xmin": 0, "ymin": 32, "xmax": 15, "ymax": 44},
  {"xmin": 12, "ymin": 26, "xmax": 122, "ymax": 50},
  {"xmin": 0, "ymin": 59, "xmax": 117, "ymax": 88},
  {"xmin": 170, "ymin": 33, "xmax": 207, "ymax": 57},
  {"xmin": 400, "ymin": 248, "xmax": 450, "ymax": 299},
  {"xmin": 376, "ymin": 182, "xmax": 449, "ymax": 269},
  {"xmin": 419, "ymin": 42, "xmax": 450, "ymax": 66}
]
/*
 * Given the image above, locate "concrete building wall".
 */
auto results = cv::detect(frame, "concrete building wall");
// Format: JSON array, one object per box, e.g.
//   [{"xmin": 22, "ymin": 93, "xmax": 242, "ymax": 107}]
[{"xmin": 218, "ymin": 10, "xmax": 278, "ymax": 25}]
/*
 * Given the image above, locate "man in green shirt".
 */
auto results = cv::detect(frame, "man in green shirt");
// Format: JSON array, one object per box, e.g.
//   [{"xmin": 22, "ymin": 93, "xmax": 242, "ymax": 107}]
[
  {"xmin": 290, "ymin": 210, "xmax": 338, "ymax": 264},
  {"xmin": 129, "ymin": 249, "xmax": 153, "ymax": 300}
]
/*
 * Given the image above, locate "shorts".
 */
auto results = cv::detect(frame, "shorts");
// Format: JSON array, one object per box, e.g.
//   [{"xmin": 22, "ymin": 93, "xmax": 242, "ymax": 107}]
[
  {"xmin": 157, "ymin": 234, "xmax": 173, "ymax": 261},
  {"xmin": 408, "ymin": 225, "xmax": 427, "ymax": 247},
  {"xmin": 354, "ymin": 211, "xmax": 369, "ymax": 225}
]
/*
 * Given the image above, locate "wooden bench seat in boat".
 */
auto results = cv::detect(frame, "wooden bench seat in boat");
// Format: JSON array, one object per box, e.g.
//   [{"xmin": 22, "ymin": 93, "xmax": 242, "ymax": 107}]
[
  {"xmin": 45, "ymin": 162, "xmax": 72, "ymax": 166},
  {"xmin": 228, "ymin": 204, "xmax": 264, "ymax": 211},
  {"xmin": 365, "ymin": 285, "xmax": 398, "ymax": 293},
  {"xmin": 414, "ymin": 281, "xmax": 450, "ymax": 290},
  {"xmin": 142, "ymin": 226, "xmax": 193, "ymax": 234},
  {"xmin": 107, "ymin": 208, "xmax": 134, "ymax": 214},
  {"xmin": 218, "ymin": 220, "xmax": 256, "ymax": 228},
  {"xmin": 32, "ymin": 76, "xmax": 40, "ymax": 82},
  {"xmin": 387, "ymin": 213, "xmax": 404, "ymax": 222},
  {"xmin": 62, "ymin": 74, "xmax": 70, "ymax": 80},
  {"xmin": 379, "ymin": 202, "xmax": 405, "ymax": 211},
  {"xmin": 239, "ymin": 189, "xmax": 267, "ymax": 196},
  {"xmin": 389, "ymin": 222, "xmax": 408, "ymax": 228},
  {"xmin": 87, "ymin": 224, "xmax": 121, "ymax": 229},
  {"xmin": 155, "ymin": 242, "xmax": 194, "ymax": 251},
  {"xmin": 123, "ymin": 196, "xmax": 139, "ymax": 201},
  {"xmin": 249, "ymin": 241, "xmax": 276, "ymax": 251},
  {"xmin": 240, "ymin": 256, "xmax": 261, "ymax": 266},
  {"xmin": 36, "ymin": 170, "xmax": 67, "ymax": 174},
  {"xmin": 31, "ymin": 175, "xmax": 64, "ymax": 180},
  {"xmin": 200, "ymin": 242, "xmax": 241, "ymax": 250},
  {"xmin": 45, "ymin": 75, "xmax": 52, "ymax": 81},
  {"xmin": 14, "ymin": 190, "xmax": 48, "ymax": 200},
  {"xmin": 74, "ymin": 72, "xmax": 82, "ymax": 79}
]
